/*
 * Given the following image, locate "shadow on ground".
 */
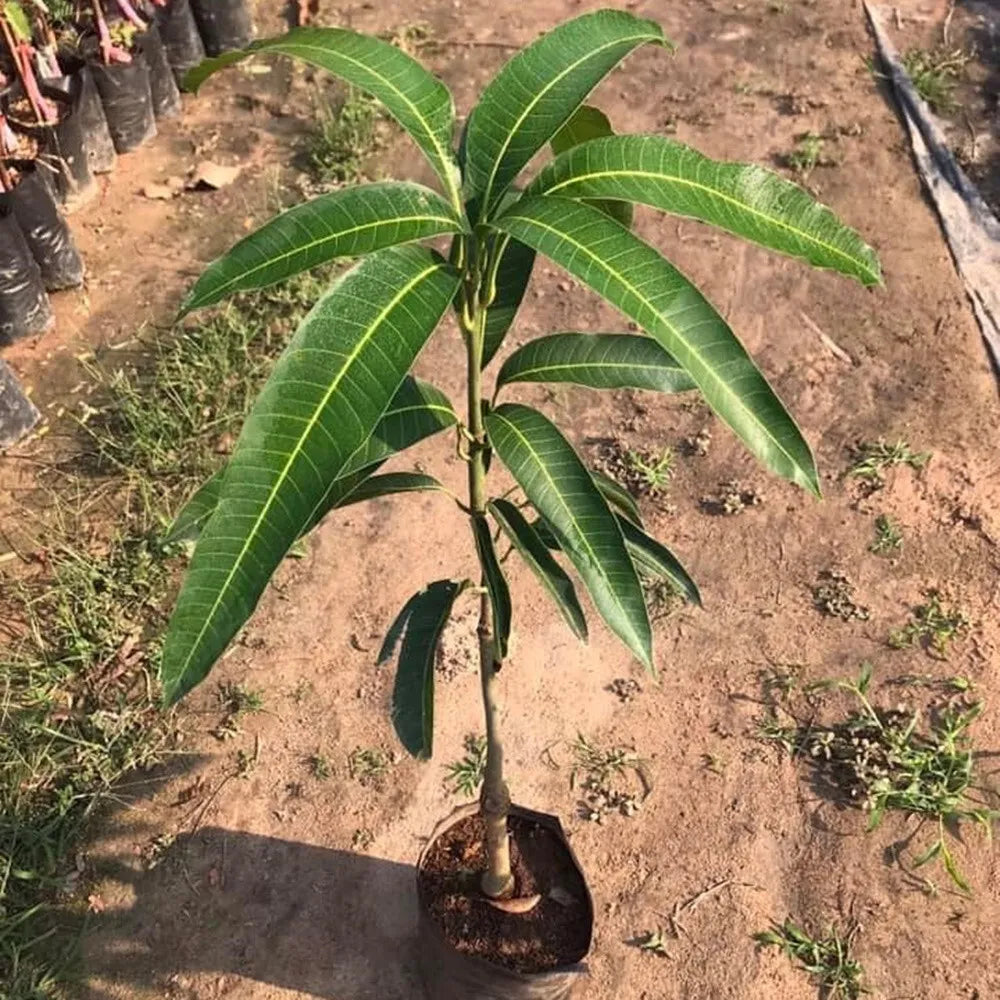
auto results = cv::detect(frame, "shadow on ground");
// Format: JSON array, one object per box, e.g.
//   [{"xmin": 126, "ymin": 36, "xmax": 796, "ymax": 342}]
[{"xmin": 83, "ymin": 827, "xmax": 422, "ymax": 999}]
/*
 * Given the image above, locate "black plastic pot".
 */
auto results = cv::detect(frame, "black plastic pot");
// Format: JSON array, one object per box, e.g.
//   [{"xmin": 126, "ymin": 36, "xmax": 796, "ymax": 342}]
[
  {"xmin": 3, "ymin": 77, "xmax": 95, "ymax": 208},
  {"xmin": 139, "ymin": 23, "xmax": 182, "ymax": 119},
  {"xmin": 154, "ymin": 0, "xmax": 206, "ymax": 88},
  {"xmin": 90, "ymin": 52, "xmax": 157, "ymax": 153},
  {"xmin": 75, "ymin": 65, "xmax": 117, "ymax": 174},
  {"xmin": 0, "ymin": 206, "xmax": 54, "ymax": 346},
  {"xmin": 417, "ymin": 804, "xmax": 593, "ymax": 1000},
  {"xmin": 0, "ymin": 359, "xmax": 41, "ymax": 448},
  {"xmin": 190, "ymin": 0, "xmax": 255, "ymax": 56},
  {"xmin": 4, "ymin": 163, "xmax": 84, "ymax": 291}
]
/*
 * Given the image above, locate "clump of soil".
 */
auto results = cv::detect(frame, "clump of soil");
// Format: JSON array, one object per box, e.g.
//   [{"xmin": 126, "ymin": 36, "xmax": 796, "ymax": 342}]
[
  {"xmin": 608, "ymin": 677, "xmax": 641, "ymax": 703},
  {"xmin": 591, "ymin": 437, "xmax": 673, "ymax": 502},
  {"xmin": 700, "ymin": 480, "xmax": 763, "ymax": 515},
  {"xmin": 418, "ymin": 813, "xmax": 592, "ymax": 974},
  {"xmin": 812, "ymin": 570, "xmax": 870, "ymax": 621}
]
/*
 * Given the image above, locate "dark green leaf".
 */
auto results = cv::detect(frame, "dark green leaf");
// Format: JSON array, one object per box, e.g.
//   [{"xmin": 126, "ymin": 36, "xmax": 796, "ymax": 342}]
[
  {"xmin": 339, "ymin": 471, "xmax": 448, "ymax": 508},
  {"xmin": 529, "ymin": 134, "xmax": 881, "ymax": 286},
  {"xmin": 482, "ymin": 235, "xmax": 536, "ymax": 367},
  {"xmin": 473, "ymin": 517, "xmax": 512, "ymax": 659},
  {"xmin": 616, "ymin": 515, "xmax": 700, "ymax": 606},
  {"xmin": 181, "ymin": 183, "xmax": 464, "ymax": 315},
  {"xmin": 550, "ymin": 106, "xmax": 633, "ymax": 228},
  {"xmin": 463, "ymin": 10, "xmax": 667, "ymax": 215},
  {"xmin": 488, "ymin": 498, "xmax": 587, "ymax": 641},
  {"xmin": 496, "ymin": 333, "xmax": 695, "ymax": 393},
  {"xmin": 161, "ymin": 246, "xmax": 460, "ymax": 705},
  {"xmin": 485, "ymin": 403, "xmax": 651, "ymax": 668},
  {"xmin": 184, "ymin": 28, "xmax": 462, "ymax": 210},
  {"xmin": 495, "ymin": 197, "xmax": 820, "ymax": 495},
  {"xmin": 384, "ymin": 580, "xmax": 464, "ymax": 758},
  {"xmin": 165, "ymin": 470, "xmax": 224, "ymax": 546},
  {"xmin": 590, "ymin": 469, "xmax": 642, "ymax": 526}
]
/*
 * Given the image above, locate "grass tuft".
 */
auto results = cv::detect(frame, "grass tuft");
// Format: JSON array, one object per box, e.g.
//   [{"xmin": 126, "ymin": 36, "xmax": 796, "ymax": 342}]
[
  {"xmin": 755, "ymin": 919, "xmax": 866, "ymax": 999},
  {"xmin": 444, "ymin": 734, "xmax": 487, "ymax": 798},
  {"xmin": 888, "ymin": 590, "xmax": 969, "ymax": 659}
]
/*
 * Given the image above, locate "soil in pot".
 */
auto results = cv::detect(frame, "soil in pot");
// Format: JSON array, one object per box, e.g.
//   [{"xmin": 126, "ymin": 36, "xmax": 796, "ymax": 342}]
[
  {"xmin": 89, "ymin": 52, "xmax": 157, "ymax": 154},
  {"xmin": 418, "ymin": 813, "xmax": 591, "ymax": 973},
  {"xmin": 139, "ymin": 23, "xmax": 182, "ymax": 119},
  {"xmin": 154, "ymin": 0, "xmax": 206, "ymax": 88},
  {"xmin": 190, "ymin": 0, "xmax": 255, "ymax": 56},
  {"xmin": 3, "ymin": 162, "xmax": 84, "ymax": 291},
  {"xmin": 0, "ymin": 206, "xmax": 54, "ymax": 346}
]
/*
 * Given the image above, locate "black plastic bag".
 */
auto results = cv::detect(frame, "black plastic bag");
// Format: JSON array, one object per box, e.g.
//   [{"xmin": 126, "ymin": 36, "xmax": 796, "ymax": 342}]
[
  {"xmin": 0, "ymin": 206, "xmax": 53, "ymax": 346},
  {"xmin": 191, "ymin": 0, "xmax": 255, "ymax": 56},
  {"xmin": 90, "ymin": 53, "xmax": 157, "ymax": 154},
  {"xmin": 60, "ymin": 59, "xmax": 117, "ymax": 174},
  {"xmin": 0, "ymin": 359, "xmax": 41, "ymax": 448},
  {"xmin": 417, "ymin": 805, "xmax": 593, "ymax": 1000},
  {"xmin": 139, "ymin": 23, "xmax": 182, "ymax": 119},
  {"xmin": 154, "ymin": 0, "xmax": 206, "ymax": 88},
  {"xmin": 4, "ymin": 163, "xmax": 84, "ymax": 291}
]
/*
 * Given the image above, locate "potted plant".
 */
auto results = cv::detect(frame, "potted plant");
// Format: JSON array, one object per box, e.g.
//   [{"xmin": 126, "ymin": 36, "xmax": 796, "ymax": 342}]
[{"xmin": 161, "ymin": 11, "xmax": 880, "ymax": 997}]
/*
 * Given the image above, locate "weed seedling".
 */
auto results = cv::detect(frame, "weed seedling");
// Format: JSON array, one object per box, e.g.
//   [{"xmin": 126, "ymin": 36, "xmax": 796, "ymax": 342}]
[
  {"xmin": 571, "ymin": 734, "xmax": 649, "ymax": 822},
  {"xmin": 787, "ymin": 133, "xmax": 826, "ymax": 176},
  {"xmin": 755, "ymin": 919, "xmax": 866, "ymax": 999},
  {"xmin": 444, "ymin": 734, "xmax": 488, "ymax": 797},
  {"xmin": 634, "ymin": 927, "xmax": 672, "ymax": 957},
  {"xmin": 352, "ymin": 827, "xmax": 374, "ymax": 850},
  {"xmin": 847, "ymin": 439, "xmax": 930, "ymax": 490},
  {"xmin": 309, "ymin": 86, "xmax": 380, "ymax": 186},
  {"xmin": 901, "ymin": 47, "xmax": 970, "ymax": 112},
  {"xmin": 625, "ymin": 447, "xmax": 674, "ymax": 495},
  {"xmin": 309, "ymin": 752, "xmax": 332, "ymax": 780},
  {"xmin": 642, "ymin": 576, "xmax": 684, "ymax": 621},
  {"xmin": 869, "ymin": 513, "xmax": 902, "ymax": 556},
  {"xmin": 348, "ymin": 746, "xmax": 391, "ymax": 788},
  {"xmin": 888, "ymin": 590, "xmax": 969, "ymax": 659},
  {"xmin": 218, "ymin": 682, "xmax": 264, "ymax": 717},
  {"xmin": 700, "ymin": 480, "xmax": 762, "ymax": 516}
]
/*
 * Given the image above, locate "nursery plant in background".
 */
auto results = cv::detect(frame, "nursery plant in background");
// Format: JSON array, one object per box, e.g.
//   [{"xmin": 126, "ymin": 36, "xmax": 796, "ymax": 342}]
[{"xmin": 162, "ymin": 9, "xmax": 880, "ymax": 996}]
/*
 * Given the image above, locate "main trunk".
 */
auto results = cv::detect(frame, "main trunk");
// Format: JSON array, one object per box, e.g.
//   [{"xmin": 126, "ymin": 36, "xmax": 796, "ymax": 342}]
[{"xmin": 464, "ymin": 257, "xmax": 513, "ymax": 899}]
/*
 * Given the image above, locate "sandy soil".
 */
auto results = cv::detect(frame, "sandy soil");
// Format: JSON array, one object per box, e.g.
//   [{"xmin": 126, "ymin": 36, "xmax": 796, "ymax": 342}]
[{"xmin": 4, "ymin": 1, "xmax": 1000, "ymax": 998}]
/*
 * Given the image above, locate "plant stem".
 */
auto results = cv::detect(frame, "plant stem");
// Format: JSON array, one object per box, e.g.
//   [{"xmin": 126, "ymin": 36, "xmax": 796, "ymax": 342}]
[{"xmin": 464, "ymin": 240, "xmax": 513, "ymax": 899}]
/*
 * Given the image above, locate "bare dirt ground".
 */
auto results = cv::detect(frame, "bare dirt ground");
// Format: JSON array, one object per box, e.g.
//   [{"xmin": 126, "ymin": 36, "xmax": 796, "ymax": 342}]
[{"xmin": 3, "ymin": 1, "xmax": 999, "ymax": 998}]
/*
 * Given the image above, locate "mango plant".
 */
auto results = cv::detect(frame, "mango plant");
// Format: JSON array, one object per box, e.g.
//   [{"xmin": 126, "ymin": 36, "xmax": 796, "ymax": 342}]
[{"xmin": 161, "ymin": 10, "xmax": 879, "ymax": 899}]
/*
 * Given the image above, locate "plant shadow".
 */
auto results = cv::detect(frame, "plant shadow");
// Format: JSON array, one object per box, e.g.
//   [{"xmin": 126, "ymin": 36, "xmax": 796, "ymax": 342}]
[{"xmin": 82, "ymin": 826, "xmax": 424, "ymax": 999}]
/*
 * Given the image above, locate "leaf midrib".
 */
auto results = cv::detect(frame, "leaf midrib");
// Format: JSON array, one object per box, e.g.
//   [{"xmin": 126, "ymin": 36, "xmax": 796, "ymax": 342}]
[
  {"xmin": 502, "ymin": 357, "xmax": 684, "ymax": 384},
  {"xmin": 498, "ymin": 208, "xmax": 814, "ymax": 490},
  {"xmin": 172, "ymin": 261, "xmax": 447, "ymax": 681},
  {"xmin": 474, "ymin": 31, "xmax": 657, "ymax": 215},
  {"xmin": 275, "ymin": 40, "xmax": 462, "ymax": 212},
  {"xmin": 537, "ymin": 160, "xmax": 879, "ymax": 283},
  {"xmin": 188, "ymin": 210, "xmax": 461, "ymax": 310},
  {"xmin": 489, "ymin": 408, "xmax": 640, "ymax": 647}
]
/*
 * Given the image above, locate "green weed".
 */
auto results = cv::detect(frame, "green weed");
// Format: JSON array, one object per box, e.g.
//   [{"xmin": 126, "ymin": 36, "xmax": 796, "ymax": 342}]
[
  {"xmin": 787, "ymin": 132, "xmax": 826, "ymax": 176},
  {"xmin": 309, "ymin": 752, "xmax": 332, "ymax": 780},
  {"xmin": 625, "ymin": 447, "xmax": 674, "ymax": 495},
  {"xmin": 888, "ymin": 590, "xmax": 969, "ymax": 659},
  {"xmin": 902, "ymin": 47, "xmax": 969, "ymax": 112},
  {"xmin": 444, "ymin": 734, "xmax": 487, "ymax": 798},
  {"xmin": 755, "ymin": 919, "xmax": 866, "ymax": 999},
  {"xmin": 348, "ymin": 747, "xmax": 391, "ymax": 788},
  {"xmin": 847, "ymin": 439, "xmax": 930, "ymax": 490},
  {"xmin": 869, "ymin": 514, "xmax": 902, "ymax": 556},
  {"xmin": 309, "ymin": 87, "xmax": 380, "ymax": 186},
  {"xmin": 570, "ymin": 734, "xmax": 649, "ymax": 822}
]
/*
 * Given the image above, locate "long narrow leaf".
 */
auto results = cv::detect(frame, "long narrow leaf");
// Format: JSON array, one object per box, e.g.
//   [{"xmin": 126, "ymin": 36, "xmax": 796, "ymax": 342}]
[
  {"xmin": 529, "ymin": 135, "xmax": 881, "ymax": 286},
  {"xmin": 482, "ymin": 235, "xmax": 536, "ymax": 367},
  {"xmin": 161, "ymin": 247, "xmax": 459, "ymax": 704},
  {"xmin": 339, "ymin": 471, "xmax": 448, "ymax": 508},
  {"xmin": 384, "ymin": 579, "xmax": 463, "ymax": 758},
  {"xmin": 185, "ymin": 29, "xmax": 462, "ymax": 210},
  {"xmin": 496, "ymin": 332, "xmax": 696, "ymax": 393},
  {"xmin": 616, "ymin": 515, "xmax": 700, "ymax": 606},
  {"xmin": 488, "ymin": 498, "xmax": 587, "ymax": 641},
  {"xmin": 590, "ymin": 469, "xmax": 642, "ymax": 526},
  {"xmin": 463, "ymin": 10, "xmax": 667, "ymax": 215},
  {"xmin": 495, "ymin": 197, "xmax": 820, "ymax": 494},
  {"xmin": 485, "ymin": 403, "xmax": 651, "ymax": 668},
  {"xmin": 472, "ymin": 517, "xmax": 512, "ymax": 659},
  {"xmin": 181, "ymin": 183, "xmax": 464, "ymax": 315}
]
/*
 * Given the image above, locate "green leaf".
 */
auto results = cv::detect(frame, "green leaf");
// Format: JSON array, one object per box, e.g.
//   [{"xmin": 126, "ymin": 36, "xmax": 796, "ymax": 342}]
[
  {"xmin": 463, "ymin": 10, "xmax": 667, "ymax": 215},
  {"xmin": 495, "ymin": 197, "xmax": 820, "ymax": 495},
  {"xmin": 616, "ymin": 515, "xmax": 700, "ymax": 606},
  {"xmin": 339, "ymin": 471, "xmax": 448, "ymax": 508},
  {"xmin": 383, "ymin": 580, "xmax": 463, "ymax": 758},
  {"xmin": 529, "ymin": 135, "xmax": 881, "ymax": 286},
  {"xmin": 550, "ymin": 106, "xmax": 633, "ymax": 229},
  {"xmin": 161, "ymin": 246, "xmax": 459, "ymax": 705},
  {"xmin": 485, "ymin": 403, "xmax": 651, "ymax": 668},
  {"xmin": 184, "ymin": 28, "xmax": 462, "ymax": 211},
  {"xmin": 4, "ymin": 1, "xmax": 30, "ymax": 41},
  {"xmin": 482, "ymin": 235, "xmax": 536, "ymax": 368},
  {"xmin": 590, "ymin": 469, "xmax": 642, "ymax": 526},
  {"xmin": 496, "ymin": 333, "xmax": 695, "ymax": 393},
  {"xmin": 912, "ymin": 839, "xmax": 942, "ymax": 868},
  {"xmin": 488, "ymin": 498, "xmax": 587, "ymax": 641},
  {"xmin": 472, "ymin": 517, "xmax": 512, "ymax": 660},
  {"xmin": 181, "ymin": 183, "xmax": 464, "ymax": 316},
  {"xmin": 165, "ymin": 470, "xmax": 224, "ymax": 546},
  {"xmin": 940, "ymin": 839, "xmax": 971, "ymax": 894},
  {"xmin": 167, "ymin": 376, "xmax": 456, "ymax": 545}
]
